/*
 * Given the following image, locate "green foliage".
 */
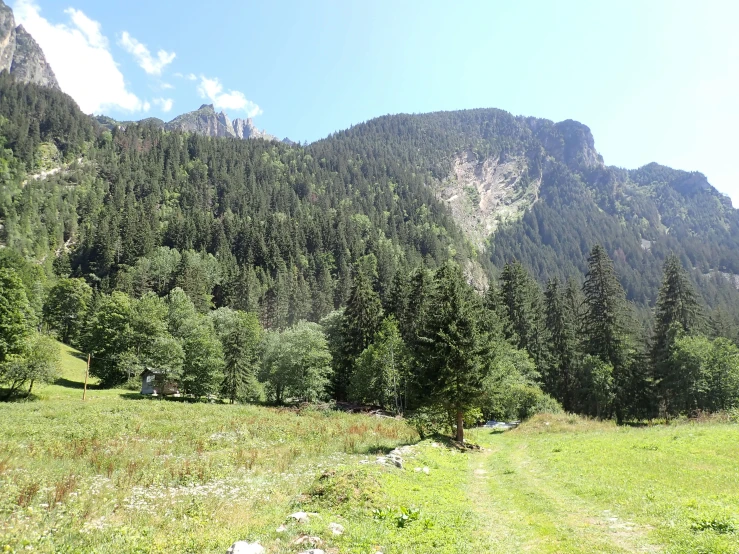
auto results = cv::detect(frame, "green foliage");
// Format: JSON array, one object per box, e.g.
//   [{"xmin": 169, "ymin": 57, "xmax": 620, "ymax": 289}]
[
  {"xmin": 336, "ymin": 259, "xmax": 384, "ymax": 399},
  {"xmin": 349, "ymin": 316, "xmax": 410, "ymax": 412},
  {"xmin": 260, "ymin": 321, "xmax": 332, "ymax": 403},
  {"xmin": 408, "ymin": 404, "xmax": 453, "ymax": 439},
  {"xmin": 480, "ymin": 343, "xmax": 560, "ymax": 421},
  {"xmin": 669, "ymin": 335, "xmax": 739, "ymax": 413},
  {"xmin": 543, "ymin": 278, "xmax": 580, "ymax": 411},
  {"xmin": 166, "ymin": 288, "xmax": 224, "ymax": 398},
  {"xmin": 0, "ymin": 268, "xmax": 33, "ymax": 364},
  {"xmin": 416, "ymin": 262, "xmax": 494, "ymax": 441},
  {"xmin": 80, "ymin": 292, "xmax": 133, "ymax": 385},
  {"xmin": 652, "ymin": 254, "xmax": 705, "ymax": 413},
  {"xmin": 211, "ymin": 308, "xmax": 264, "ymax": 403},
  {"xmin": 43, "ymin": 278, "xmax": 93, "ymax": 345},
  {"xmin": 0, "ymin": 333, "xmax": 61, "ymax": 398},
  {"xmin": 578, "ymin": 355, "xmax": 616, "ymax": 418},
  {"xmin": 373, "ymin": 505, "xmax": 422, "ymax": 528}
]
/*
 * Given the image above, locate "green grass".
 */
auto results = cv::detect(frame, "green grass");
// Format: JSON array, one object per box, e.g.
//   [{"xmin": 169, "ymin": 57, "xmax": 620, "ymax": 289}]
[
  {"xmin": 467, "ymin": 414, "xmax": 739, "ymax": 553},
  {"xmin": 2, "ymin": 344, "xmax": 739, "ymax": 553}
]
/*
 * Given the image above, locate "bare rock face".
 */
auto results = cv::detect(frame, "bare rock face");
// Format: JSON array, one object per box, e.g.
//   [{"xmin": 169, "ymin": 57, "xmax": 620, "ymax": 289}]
[
  {"xmin": 10, "ymin": 25, "xmax": 59, "ymax": 89},
  {"xmin": 165, "ymin": 104, "xmax": 236, "ymax": 137},
  {"xmin": 0, "ymin": 1, "xmax": 16, "ymax": 73},
  {"xmin": 233, "ymin": 117, "xmax": 275, "ymax": 141},
  {"xmin": 438, "ymin": 150, "xmax": 540, "ymax": 248},
  {"xmin": 165, "ymin": 105, "xmax": 276, "ymax": 141},
  {"xmin": 0, "ymin": 1, "xmax": 60, "ymax": 89}
]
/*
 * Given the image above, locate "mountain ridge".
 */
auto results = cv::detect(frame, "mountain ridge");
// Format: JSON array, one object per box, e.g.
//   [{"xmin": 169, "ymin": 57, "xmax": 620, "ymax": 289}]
[{"xmin": 0, "ymin": 0, "xmax": 58, "ymax": 89}]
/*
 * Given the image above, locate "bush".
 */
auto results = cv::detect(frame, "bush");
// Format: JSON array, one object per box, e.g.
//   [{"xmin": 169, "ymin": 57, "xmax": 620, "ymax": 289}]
[{"xmin": 408, "ymin": 404, "xmax": 452, "ymax": 439}]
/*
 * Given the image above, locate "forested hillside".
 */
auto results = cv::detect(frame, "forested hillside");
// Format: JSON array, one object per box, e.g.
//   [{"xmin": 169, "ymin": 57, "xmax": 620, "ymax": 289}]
[
  {"xmin": 2, "ymin": 74, "xmax": 739, "ymax": 427},
  {"xmin": 0, "ymin": 73, "xmax": 473, "ymax": 326},
  {"xmin": 319, "ymin": 110, "xmax": 739, "ymax": 309}
]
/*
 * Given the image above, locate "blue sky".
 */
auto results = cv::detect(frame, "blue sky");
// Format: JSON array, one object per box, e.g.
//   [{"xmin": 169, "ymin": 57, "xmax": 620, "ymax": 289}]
[{"xmin": 13, "ymin": 0, "xmax": 739, "ymax": 205}]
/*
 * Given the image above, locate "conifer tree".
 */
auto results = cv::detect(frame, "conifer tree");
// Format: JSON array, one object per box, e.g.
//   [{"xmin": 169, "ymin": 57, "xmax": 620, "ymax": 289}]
[
  {"xmin": 544, "ymin": 278, "xmax": 578, "ymax": 411},
  {"xmin": 581, "ymin": 245, "xmax": 632, "ymax": 420},
  {"xmin": 335, "ymin": 260, "xmax": 383, "ymax": 400},
  {"xmin": 651, "ymin": 253, "xmax": 704, "ymax": 414},
  {"xmin": 416, "ymin": 262, "xmax": 493, "ymax": 442},
  {"xmin": 499, "ymin": 261, "xmax": 548, "ymax": 371}
]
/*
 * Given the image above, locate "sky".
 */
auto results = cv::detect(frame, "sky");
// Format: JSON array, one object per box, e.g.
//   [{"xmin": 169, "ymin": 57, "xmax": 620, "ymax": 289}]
[{"xmin": 12, "ymin": 0, "xmax": 739, "ymax": 205}]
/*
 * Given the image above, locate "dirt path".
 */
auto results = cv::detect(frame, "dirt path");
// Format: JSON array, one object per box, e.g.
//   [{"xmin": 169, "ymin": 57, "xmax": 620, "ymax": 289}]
[{"xmin": 466, "ymin": 440, "xmax": 661, "ymax": 553}]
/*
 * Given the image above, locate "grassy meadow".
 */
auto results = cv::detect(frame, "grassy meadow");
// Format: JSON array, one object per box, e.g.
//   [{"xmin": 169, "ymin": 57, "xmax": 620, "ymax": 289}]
[{"xmin": 1, "ymin": 343, "xmax": 739, "ymax": 553}]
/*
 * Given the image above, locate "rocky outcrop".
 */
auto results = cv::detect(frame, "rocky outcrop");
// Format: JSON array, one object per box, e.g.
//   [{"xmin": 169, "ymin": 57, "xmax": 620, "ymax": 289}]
[
  {"xmin": 0, "ymin": 1, "xmax": 16, "ymax": 73},
  {"xmin": 438, "ymin": 150, "xmax": 540, "ymax": 248},
  {"xmin": 10, "ymin": 25, "xmax": 59, "ymax": 88},
  {"xmin": 233, "ymin": 117, "xmax": 276, "ymax": 141},
  {"xmin": 165, "ymin": 104, "xmax": 235, "ymax": 137},
  {"xmin": 524, "ymin": 117, "xmax": 603, "ymax": 170},
  {"xmin": 0, "ymin": 1, "xmax": 59, "ymax": 89},
  {"xmin": 164, "ymin": 105, "xmax": 276, "ymax": 141}
]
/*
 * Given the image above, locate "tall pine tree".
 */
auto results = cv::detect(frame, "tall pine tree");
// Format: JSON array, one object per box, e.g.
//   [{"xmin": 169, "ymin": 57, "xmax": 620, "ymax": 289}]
[
  {"xmin": 581, "ymin": 245, "xmax": 632, "ymax": 421},
  {"xmin": 416, "ymin": 262, "xmax": 493, "ymax": 443},
  {"xmin": 651, "ymin": 253, "xmax": 703, "ymax": 415}
]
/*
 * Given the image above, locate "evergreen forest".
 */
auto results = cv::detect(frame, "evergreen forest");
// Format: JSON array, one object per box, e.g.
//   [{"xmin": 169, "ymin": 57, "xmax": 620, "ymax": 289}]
[{"xmin": 2, "ymin": 73, "xmax": 739, "ymax": 440}]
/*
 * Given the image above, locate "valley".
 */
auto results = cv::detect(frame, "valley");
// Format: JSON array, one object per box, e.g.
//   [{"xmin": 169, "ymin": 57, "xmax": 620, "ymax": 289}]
[{"xmin": 1, "ymin": 344, "xmax": 737, "ymax": 553}]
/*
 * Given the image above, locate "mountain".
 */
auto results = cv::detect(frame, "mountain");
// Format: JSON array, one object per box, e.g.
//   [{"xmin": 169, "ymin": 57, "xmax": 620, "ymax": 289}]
[
  {"xmin": 96, "ymin": 104, "xmax": 280, "ymax": 142},
  {"xmin": 0, "ymin": 1, "xmax": 59, "ymax": 89},
  {"xmin": 312, "ymin": 109, "xmax": 739, "ymax": 306},
  {"xmin": 164, "ymin": 104, "xmax": 277, "ymax": 141},
  {"xmin": 0, "ymin": 75, "xmax": 737, "ymax": 329}
]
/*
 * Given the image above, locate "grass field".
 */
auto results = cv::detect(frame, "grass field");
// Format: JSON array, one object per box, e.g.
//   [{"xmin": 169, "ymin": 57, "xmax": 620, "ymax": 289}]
[{"xmin": 1, "ymin": 343, "xmax": 739, "ymax": 553}]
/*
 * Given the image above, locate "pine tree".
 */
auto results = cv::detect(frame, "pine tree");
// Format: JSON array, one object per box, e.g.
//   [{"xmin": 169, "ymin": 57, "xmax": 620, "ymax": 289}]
[
  {"xmin": 335, "ymin": 261, "xmax": 383, "ymax": 400},
  {"xmin": 499, "ymin": 261, "xmax": 548, "ymax": 371},
  {"xmin": 416, "ymin": 262, "xmax": 493, "ymax": 442},
  {"xmin": 543, "ymin": 278, "xmax": 578, "ymax": 411},
  {"xmin": 581, "ymin": 245, "xmax": 631, "ymax": 420},
  {"xmin": 651, "ymin": 253, "xmax": 704, "ymax": 415}
]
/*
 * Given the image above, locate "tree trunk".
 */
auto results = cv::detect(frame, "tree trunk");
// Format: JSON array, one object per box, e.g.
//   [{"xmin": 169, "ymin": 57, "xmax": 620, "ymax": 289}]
[
  {"xmin": 28, "ymin": 380, "xmax": 35, "ymax": 394},
  {"xmin": 455, "ymin": 410, "xmax": 464, "ymax": 443}
]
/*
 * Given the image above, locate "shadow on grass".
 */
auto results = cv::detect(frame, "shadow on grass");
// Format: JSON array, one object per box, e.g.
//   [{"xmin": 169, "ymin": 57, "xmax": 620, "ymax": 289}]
[
  {"xmin": 54, "ymin": 377, "xmax": 104, "ymax": 390},
  {"xmin": 118, "ymin": 393, "xmax": 222, "ymax": 403},
  {"xmin": 0, "ymin": 389, "xmax": 41, "ymax": 402}
]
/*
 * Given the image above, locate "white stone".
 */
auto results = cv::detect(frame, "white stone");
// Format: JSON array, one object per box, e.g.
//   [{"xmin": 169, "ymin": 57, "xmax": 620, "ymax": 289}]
[
  {"xmin": 289, "ymin": 511, "xmax": 310, "ymax": 523},
  {"xmin": 328, "ymin": 522, "xmax": 345, "ymax": 535},
  {"xmin": 226, "ymin": 541, "xmax": 265, "ymax": 554}
]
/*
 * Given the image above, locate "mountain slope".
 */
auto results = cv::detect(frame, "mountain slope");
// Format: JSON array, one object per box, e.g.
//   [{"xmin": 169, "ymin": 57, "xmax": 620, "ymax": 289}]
[
  {"xmin": 0, "ymin": 1, "xmax": 59, "ymax": 89},
  {"xmin": 0, "ymin": 78, "xmax": 475, "ymax": 328},
  {"xmin": 312, "ymin": 109, "xmax": 739, "ymax": 306}
]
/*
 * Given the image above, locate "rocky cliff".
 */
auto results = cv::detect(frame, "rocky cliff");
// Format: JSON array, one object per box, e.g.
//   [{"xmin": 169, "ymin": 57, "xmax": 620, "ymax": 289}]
[
  {"xmin": 164, "ymin": 104, "xmax": 277, "ymax": 141},
  {"xmin": 233, "ymin": 117, "xmax": 275, "ymax": 140},
  {"xmin": 0, "ymin": 1, "xmax": 59, "ymax": 89}
]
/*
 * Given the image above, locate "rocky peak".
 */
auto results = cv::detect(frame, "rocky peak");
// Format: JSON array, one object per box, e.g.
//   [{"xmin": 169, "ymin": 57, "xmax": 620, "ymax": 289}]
[
  {"xmin": 164, "ymin": 105, "xmax": 276, "ymax": 141},
  {"xmin": 232, "ymin": 117, "xmax": 274, "ymax": 140},
  {"xmin": 0, "ymin": 0, "xmax": 16, "ymax": 73},
  {"xmin": 11, "ymin": 24, "xmax": 59, "ymax": 89},
  {"xmin": 525, "ymin": 117, "xmax": 603, "ymax": 170},
  {"xmin": 0, "ymin": 1, "xmax": 59, "ymax": 89}
]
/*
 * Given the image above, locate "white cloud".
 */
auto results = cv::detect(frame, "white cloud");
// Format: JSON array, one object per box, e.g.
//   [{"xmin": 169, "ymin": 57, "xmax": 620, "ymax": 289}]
[
  {"xmin": 13, "ymin": 0, "xmax": 146, "ymax": 114},
  {"xmin": 161, "ymin": 82, "xmax": 174, "ymax": 90},
  {"xmin": 153, "ymin": 97, "xmax": 174, "ymax": 113},
  {"xmin": 186, "ymin": 73, "xmax": 197, "ymax": 81},
  {"xmin": 197, "ymin": 76, "xmax": 262, "ymax": 117},
  {"xmin": 119, "ymin": 31, "xmax": 175, "ymax": 76}
]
